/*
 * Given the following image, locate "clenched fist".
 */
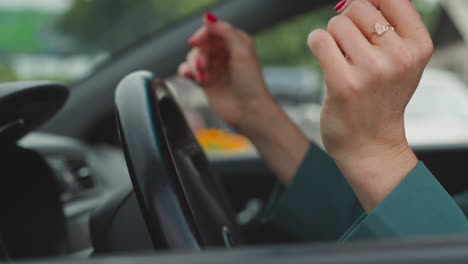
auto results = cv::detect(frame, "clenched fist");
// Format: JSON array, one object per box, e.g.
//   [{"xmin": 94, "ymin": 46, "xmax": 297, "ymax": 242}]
[{"xmin": 308, "ymin": 0, "xmax": 433, "ymax": 212}]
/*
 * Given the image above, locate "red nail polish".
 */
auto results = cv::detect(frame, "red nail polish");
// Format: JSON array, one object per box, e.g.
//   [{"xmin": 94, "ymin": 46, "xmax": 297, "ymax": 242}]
[
  {"xmin": 205, "ymin": 12, "xmax": 218, "ymax": 23},
  {"xmin": 197, "ymin": 73, "xmax": 205, "ymax": 82},
  {"xmin": 196, "ymin": 58, "xmax": 203, "ymax": 70},
  {"xmin": 334, "ymin": 0, "xmax": 347, "ymax": 11}
]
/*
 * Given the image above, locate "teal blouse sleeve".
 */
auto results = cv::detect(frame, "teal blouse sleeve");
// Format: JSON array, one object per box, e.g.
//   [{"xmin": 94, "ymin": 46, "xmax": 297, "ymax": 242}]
[
  {"xmin": 262, "ymin": 143, "xmax": 468, "ymax": 242},
  {"xmin": 261, "ymin": 143, "xmax": 364, "ymax": 241},
  {"xmin": 338, "ymin": 162, "xmax": 468, "ymax": 242}
]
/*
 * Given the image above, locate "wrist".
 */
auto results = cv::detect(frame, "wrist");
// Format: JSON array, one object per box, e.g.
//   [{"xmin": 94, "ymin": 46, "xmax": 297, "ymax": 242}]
[
  {"xmin": 233, "ymin": 92, "xmax": 278, "ymax": 135},
  {"xmin": 333, "ymin": 142, "xmax": 418, "ymax": 213},
  {"xmin": 233, "ymin": 92, "xmax": 309, "ymax": 184}
]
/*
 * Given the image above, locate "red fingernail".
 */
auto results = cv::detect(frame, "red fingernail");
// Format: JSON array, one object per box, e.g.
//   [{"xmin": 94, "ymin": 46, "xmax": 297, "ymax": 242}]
[
  {"xmin": 196, "ymin": 58, "xmax": 203, "ymax": 70},
  {"xmin": 334, "ymin": 0, "xmax": 347, "ymax": 11},
  {"xmin": 205, "ymin": 12, "xmax": 218, "ymax": 23},
  {"xmin": 197, "ymin": 72, "xmax": 205, "ymax": 82}
]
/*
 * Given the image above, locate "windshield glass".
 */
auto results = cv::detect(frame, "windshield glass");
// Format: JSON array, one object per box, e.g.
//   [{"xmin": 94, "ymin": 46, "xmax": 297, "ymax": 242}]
[
  {"xmin": 172, "ymin": 0, "xmax": 455, "ymax": 156},
  {"xmin": 0, "ymin": 0, "xmax": 218, "ymax": 84}
]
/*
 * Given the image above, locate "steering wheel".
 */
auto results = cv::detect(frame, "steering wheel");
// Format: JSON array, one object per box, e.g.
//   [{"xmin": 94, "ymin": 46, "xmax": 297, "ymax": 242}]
[{"xmin": 115, "ymin": 71, "xmax": 244, "ymax": 250}]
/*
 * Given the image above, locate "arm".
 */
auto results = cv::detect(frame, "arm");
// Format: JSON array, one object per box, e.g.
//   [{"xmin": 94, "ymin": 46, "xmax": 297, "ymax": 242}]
[
  {"xmin": 262, "ymin": 0, "xmax": 442, "ymax": 241},
  {"xmin": 180, "ymin": 15, "xmax": 364, "ymax": 240},
  {"xmin": 179, "ymin": 13, "xmax": 309, "ymax": 185},
  {"xmin": 339, "ymin": 163, "xmax": 468, "ymax": 241},
  {"xmin": 262, "ymin": 142, "xmax": 364, "ymax": 241},
  {"xmin": 238, "ymin": 97, "xmax": 309, "ymax": 185},
  {"xmin": 275, "ymin": 0, "xmax": 468, "ymax": 242},
  {"xmin": 263, "ymin": 154, "xmax": 468, "ymax": 242},
  {"xmin": 264, "ymin": 0, "xmax": 467, "ymax": 241},
  {"xmin": 307, "ymin": 0, "xmax": 434, "ymax": 213}
]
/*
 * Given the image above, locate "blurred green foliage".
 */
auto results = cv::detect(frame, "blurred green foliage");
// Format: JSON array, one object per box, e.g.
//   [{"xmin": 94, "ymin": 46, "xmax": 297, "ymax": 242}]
[
  {"xmin": 55, "ymin": 0, "xmax": 217, "ymax": 54},
  {"xmin": 0, "ymin": 0, "xmax": 217, "ymax": 82},
  {"xmin": 0, "ymin": 0, "xmax": 443, "ymax": 83},
  {"xmin": 256, "ymin": 0, "xmax": 440, "ymax": 70},
  {"xmin": 0, "ymin": 10, "xmax": 49, "ymax": 53},
  {"xmin": 0, "ymin": 63, "xmax": 17, "ymax": 80},
  {"xmin": 256, "ymin": 6, "xmax": 334, "ymax": 69}
]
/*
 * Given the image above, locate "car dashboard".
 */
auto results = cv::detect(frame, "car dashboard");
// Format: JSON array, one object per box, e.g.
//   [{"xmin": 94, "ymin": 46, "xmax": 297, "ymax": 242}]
[{"xmin": 19, "ymin": 133, "xmax": 131, "ymax": 254}]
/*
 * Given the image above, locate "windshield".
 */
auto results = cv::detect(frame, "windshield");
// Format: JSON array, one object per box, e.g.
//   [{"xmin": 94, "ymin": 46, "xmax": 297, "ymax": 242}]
[{"xmin": 0, "ymin": 0, "xmax": 218, "ymax": 84}]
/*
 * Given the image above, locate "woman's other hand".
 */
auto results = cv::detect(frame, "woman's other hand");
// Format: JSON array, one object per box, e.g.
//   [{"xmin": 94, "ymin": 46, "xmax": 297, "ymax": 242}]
[
  {"xmin": 178, "ymin": 13, "xmax": 271, "ymax": 133},
  {"xmin": 178, "ymin": 13, "xmax": 309, "ymax": 184},
  {"xmin": 307, "ymin": 0, "xmax": 433, "ymax": 212}
]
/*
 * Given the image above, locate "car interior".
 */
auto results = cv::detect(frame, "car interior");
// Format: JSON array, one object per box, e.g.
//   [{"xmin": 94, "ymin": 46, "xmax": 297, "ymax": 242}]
[{"xmin": 2, "ymin": 0, "xmax": 468, "ymax": 263}]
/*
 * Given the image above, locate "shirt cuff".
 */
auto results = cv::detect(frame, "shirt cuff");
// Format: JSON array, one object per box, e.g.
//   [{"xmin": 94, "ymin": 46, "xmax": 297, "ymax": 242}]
[
  {"xmin": 338, "ymin": 162, "xmax": 468, "ymax": 242},
  {"xmin": 261, "ymin": 143, "xmax": 363, "ymax": 241}
]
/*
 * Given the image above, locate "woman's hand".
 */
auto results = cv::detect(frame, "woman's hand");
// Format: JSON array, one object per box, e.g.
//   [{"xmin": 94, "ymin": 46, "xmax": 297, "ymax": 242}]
[
  {"xmin": 178, "ymin": 13, "xmax": 271, "ymax": 133},
  {"xmin": 178, "ymin": 13, "xmax": 309, "ymax": 184},
  {"xmin": 308, "ymin": 0, "xmax": 433, "ymax": 212}
]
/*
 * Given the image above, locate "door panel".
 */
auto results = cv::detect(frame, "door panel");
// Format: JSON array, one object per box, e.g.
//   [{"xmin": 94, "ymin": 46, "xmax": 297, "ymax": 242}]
[
  {"xmin": 415, "ymin": 145, "xmax": 468, "ymax": 195},
  {"xmin": 212, "ymin": 157, "xmax": 276, "ymax": 212}
]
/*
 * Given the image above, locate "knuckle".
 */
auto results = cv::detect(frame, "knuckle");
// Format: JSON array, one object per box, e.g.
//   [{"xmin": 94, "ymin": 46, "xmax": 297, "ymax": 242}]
[
  {"xmin": 391, "ymin": 47, "xmax": 415, "ymax": 74},
  {"xmin": 246, "ymin": 34, "xmax": 255, "ymax": 47},
  {"xmin": 231, "ymin": 38, "xmax": 254, "ymax": 60},
  {"xmin": 418, "ymin": 39, "xmax": 434, "ymax": 64},
  {"xmin": 233, "ymin": 47, "xmax": 253, "ymax": 62},
  {"xmin": 222, "ymin": 22, "xmax": 234, "ymax": 32},
  {"xmin": 239, "ymin": 31, "xmax": 255, "ymax": 46},
  {"xmin": 346, "ymin": 0, "xmax": 369, "ymax": 14},
  {"xmin": 367, "ymin": 57, "xmax": 387, "ymax": 80},
  {"xmin": 327, "ymin": 15, "xmax": 347, "ymax": 33},
  {"xmin": 368, "ymin": 55, "xmax": 385, "ymax": 73},
  {"xmin": 327, "ymin": 15, "xmax": 354, "ymax": 36}
]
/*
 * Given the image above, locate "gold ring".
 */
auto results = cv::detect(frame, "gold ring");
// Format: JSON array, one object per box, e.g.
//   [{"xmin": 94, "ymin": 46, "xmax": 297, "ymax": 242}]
[{"xmin": 369, "ymin": 22, "xmax": 395, "ymax": 40}]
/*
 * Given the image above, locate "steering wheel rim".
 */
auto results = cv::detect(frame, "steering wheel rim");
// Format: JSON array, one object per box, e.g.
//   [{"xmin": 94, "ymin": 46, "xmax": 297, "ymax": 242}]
[{"xmin": 115, "ymin": 71, "xmax": 243, "ymax": 250}]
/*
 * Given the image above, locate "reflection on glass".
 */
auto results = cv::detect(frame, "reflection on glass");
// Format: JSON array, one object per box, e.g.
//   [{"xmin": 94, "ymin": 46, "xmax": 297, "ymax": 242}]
[{"xmin": 166, "ymin": 77, "xmax": 256, "ymax": 158}]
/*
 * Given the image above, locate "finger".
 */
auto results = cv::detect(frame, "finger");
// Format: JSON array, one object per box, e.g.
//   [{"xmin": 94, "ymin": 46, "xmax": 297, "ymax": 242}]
[
  {"xmin": 188, "ymin": 27, "xmax": 209, "ymax": 47},
  {"xmin": 307, "ymin": 29, "xmax": 350, "ymax": 86},
  {"xmin": 339, "ymin": 0, "xmax": 428, "ymax": 41},
  {"xmin": 186, "ymin": 49, "xmax": 206, "ymax": 83},
  {"xmin": 378, "ymin": 0, "xmax": 429, "ymax": 41},
  {"xmin": 327, "ymin": 15, "xmax": 375, "ymax": 65},
  {"xmin": 186, "ymin": 52, "xmax": 199, "ymax": 77},
  {"xmin": 191, "ymin": 51, "xmax": 207, "ymax": 72},
  {"xmin": 178, "ymin": 62, "xmax": 194, "ymax": 79},
  {"xmin": 187, "ymin": 48, "xmax": 207, "ymax": 70},
  {"xmin": 341, "ymin": 0, "xmax": 399, "ymax": 46}
]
